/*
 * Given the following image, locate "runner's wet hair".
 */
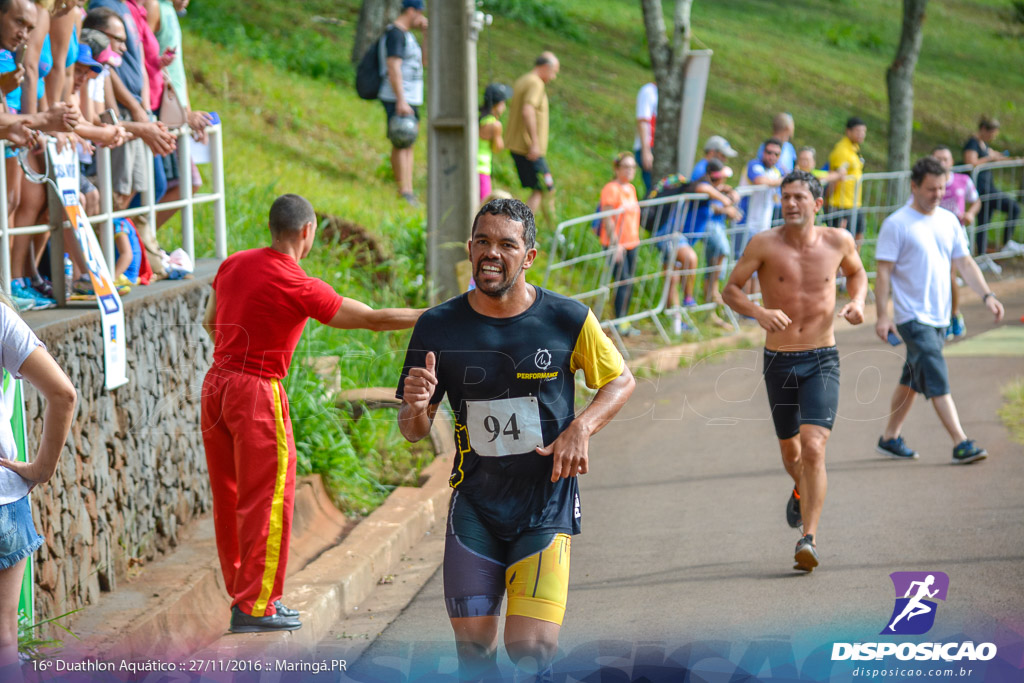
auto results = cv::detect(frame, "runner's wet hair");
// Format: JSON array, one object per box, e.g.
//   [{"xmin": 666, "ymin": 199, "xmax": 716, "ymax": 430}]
[
  {"xmin": 269, "ymin": 194, "xmax": 316, "ymax": 235},
  {"xmin": 780, "ymin": 169, "xmax": 823, "ymax": 200},
  {"xmin": 471, "ymin": 198, "xmax": 536, "ymax": 251}
]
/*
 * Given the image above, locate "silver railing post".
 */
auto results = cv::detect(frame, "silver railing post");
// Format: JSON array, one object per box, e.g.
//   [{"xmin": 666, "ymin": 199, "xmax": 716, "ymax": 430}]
[
  {"xmin": 179, "ymin": 130, "xmax": 194, "ymax": 264},
  {"xmin": 210, "ymin": 123, "xmax": 227, "ymax": 259},
  {"xmin": 97, "ymin": 145, "xmax": 116, "ymax": 274}
]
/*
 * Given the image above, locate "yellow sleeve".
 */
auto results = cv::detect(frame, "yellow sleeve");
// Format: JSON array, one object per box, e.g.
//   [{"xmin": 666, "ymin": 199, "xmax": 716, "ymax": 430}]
[
  {"xmin": 828, "ymin": 141, "xmax": 845, "ymax": 171},
  {"xmin": 570, "ymin": 310, "xmax": 625, "ymax": 389}
]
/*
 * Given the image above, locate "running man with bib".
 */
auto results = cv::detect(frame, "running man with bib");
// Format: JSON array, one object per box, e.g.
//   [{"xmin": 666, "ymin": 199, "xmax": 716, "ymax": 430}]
[
  {"xmin": 397, "ymin": 198, "xmax": 635, "ymax": 681},
  {"xmin": 723, "ymin": 170, "xmax": 867, "ymax": 572}
]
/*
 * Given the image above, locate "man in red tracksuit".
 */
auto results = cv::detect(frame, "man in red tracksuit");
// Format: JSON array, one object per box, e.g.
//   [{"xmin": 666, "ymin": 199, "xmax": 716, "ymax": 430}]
[{"xmin": 201, "ymin": 193, "xmax": 422, "ymax": 633}]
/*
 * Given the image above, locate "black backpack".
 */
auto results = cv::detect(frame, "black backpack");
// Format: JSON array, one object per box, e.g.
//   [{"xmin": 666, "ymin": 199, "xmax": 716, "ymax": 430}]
[{"xmin": 355, "ymin": 26, "xmax": 394, "ymax": 100}]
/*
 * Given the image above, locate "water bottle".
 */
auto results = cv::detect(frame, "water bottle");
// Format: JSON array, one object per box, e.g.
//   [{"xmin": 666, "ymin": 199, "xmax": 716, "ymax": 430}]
[{"xmin": 63, "ymin": 253, "xmax": 73, "ymax": 298}]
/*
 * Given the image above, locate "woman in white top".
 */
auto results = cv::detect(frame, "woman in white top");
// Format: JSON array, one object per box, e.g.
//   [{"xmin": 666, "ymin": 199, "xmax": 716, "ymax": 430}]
[{"xmin": 0, "ymin": 299, "xmax": 75, "ymax": 681}]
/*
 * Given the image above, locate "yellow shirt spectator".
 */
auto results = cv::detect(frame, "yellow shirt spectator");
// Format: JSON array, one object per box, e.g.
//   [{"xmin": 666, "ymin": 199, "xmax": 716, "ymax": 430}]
[{"xmin": 828, "ymin": 134, "xmax": 865, "ymax": 209}]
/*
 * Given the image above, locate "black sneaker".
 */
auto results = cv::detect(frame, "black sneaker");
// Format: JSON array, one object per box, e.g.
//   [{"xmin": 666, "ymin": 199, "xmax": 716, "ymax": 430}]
[
  {"xmin": 786, "ymin": 489, "xmax": 802, "ymax": 528},
  {"xmin": 793, "ymin": 534, "xmax": 819, "ymax": 572},
  {"xmin": 876, "ymin": 436, "xmax": 919, "ymax": 460},
  {"xmin": 273, "ymin": 600, "xmax": 299, "ymax": 618},
  {"xmin": 229, "ymin": 606, "xmax": 301, "ymax": 633},
  {"xmin": 952, "ymin": 439, "xmax": 987, "ymax": 465}
]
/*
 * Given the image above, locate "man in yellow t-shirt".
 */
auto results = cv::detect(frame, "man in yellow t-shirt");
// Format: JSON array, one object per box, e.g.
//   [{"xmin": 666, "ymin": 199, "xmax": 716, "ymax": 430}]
[
  {"xmin": 827, "ymin": 116, "xmax": 868, "ymax": 245},
  {"xmin": 506, "ymin": 52, "xmax": 560, "ymax": 227}
]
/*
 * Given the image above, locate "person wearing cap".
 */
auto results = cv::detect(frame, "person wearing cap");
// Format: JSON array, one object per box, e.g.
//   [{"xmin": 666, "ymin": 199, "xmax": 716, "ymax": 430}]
[
  {"xmin": 633, "ymin": 81, "xmax": 657, "ymax": 196},
  {"xmin": 696, "ymin": 159, "xmax": 743, "ymax": 320},
  {"xmin": 692, "ymin": 134, "xmax": 738, "ymax": 182},
  {"xmin": 827, "ymin": 116, "xmax": 867, "ymax": 247},
  {"xmin": 738, "ymin": 138, "xmax": 784, "ymax": 274},
  {"xmin": 75, "ymin": 27, "xmax": 125, "ymax": 220},
  {"xmin": 379, "ymin": 0, "xmax": 427, "ymax": 206},
  {"xmin": 506, "ymin": 51, "xmax": 560, "ymax": 225},
  {"xmin": 80, "ymin": 5, "xmax": 176, "ymax": 214},
  {"xmin": 477, "ymin": 83, "xmax": 510, "ymax": 201},
  {"xmin": 962, "ymin": 115, "xmax": 1020, "ymax": 255},
  {"xmin": 646, "ymin": 162, "xmax": 739, "ymax": 334}
]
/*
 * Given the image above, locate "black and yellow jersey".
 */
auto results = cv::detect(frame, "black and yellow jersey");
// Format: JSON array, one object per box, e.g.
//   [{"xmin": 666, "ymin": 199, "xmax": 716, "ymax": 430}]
[{"xmin": 396, "ymin": 287, "xmax": 624, "ymax": 539}]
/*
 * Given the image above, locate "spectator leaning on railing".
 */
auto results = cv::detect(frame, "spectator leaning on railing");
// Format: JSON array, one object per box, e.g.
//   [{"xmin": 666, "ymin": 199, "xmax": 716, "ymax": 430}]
[
  {"xmin": 144, "ymin": 0, "xmax": 213, "ymax": 229},
  {"xmin": 0, "ymin": 0, "xmax": 82, "ymax": 311},
  {"xmin": 962, "ymin": 115, "xmax": 1020, "ymax": 255},
  {"xmin": 83, "ymin": 3, "xmax": 175, "ymax": 276}
]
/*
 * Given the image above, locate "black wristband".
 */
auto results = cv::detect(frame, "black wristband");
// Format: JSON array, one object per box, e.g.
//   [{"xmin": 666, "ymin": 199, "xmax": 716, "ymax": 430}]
[{"xmin": 982, "ymin": 292, "xmax": 995, "ymax": 302}]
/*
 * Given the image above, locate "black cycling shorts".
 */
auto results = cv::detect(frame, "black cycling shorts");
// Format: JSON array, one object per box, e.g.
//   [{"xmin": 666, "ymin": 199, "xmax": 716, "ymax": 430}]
[
  {"xmin": 442, "ymin": 491, "xmax": 570, "ymax": 625},
  {"xmin": 762, "ymin": 346, "xmax": 841, "ymax": 440}
]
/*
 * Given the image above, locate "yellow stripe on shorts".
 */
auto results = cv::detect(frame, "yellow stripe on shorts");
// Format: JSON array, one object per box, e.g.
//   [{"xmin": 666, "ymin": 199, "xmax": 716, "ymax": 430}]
[{"xmin": 505, "ymin": 534, "xmax": 572, "ymax": 625}]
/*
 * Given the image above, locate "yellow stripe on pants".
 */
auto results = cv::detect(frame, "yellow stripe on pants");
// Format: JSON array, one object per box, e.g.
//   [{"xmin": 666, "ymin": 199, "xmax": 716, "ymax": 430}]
[{"xmin": 253, "ymin": 378, "xmax": 290, "ymax": 617}]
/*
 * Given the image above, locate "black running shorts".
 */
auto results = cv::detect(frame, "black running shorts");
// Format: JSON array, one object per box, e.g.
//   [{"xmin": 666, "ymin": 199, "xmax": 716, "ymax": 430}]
[
  {"xmin": 762, "ymin": 346, "xmax": 841, "ymax": 440},
  {"xmin": 511, "ymin": 152, "xmax": 554, "ymax": 192}
]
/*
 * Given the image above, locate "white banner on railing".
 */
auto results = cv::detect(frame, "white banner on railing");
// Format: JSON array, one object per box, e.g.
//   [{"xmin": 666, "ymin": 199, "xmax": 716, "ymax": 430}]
[{"xmin": 47, "ymin": 141, "xmax": 129, "ymax": 390}]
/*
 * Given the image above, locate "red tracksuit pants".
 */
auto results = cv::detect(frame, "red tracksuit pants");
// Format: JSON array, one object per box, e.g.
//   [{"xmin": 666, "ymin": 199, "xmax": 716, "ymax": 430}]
[{"xmin": 201, "ymin": 369, "xmax": 296, "ymax": 617}]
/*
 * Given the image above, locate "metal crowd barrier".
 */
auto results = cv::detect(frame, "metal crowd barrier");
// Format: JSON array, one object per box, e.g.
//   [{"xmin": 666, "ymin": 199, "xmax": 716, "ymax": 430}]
[
  {"xmin": 0, "ymin": 123, "xmax": 227, "ymax": 300},
  {"xmin": 819, "ymin": 160, "xmax": 1023, "ymax": 277},
  {"xmin": 543, "ymin": 187, "xmax": 774, "ymax": 353},
  {"xmin": 545, "ymin": 159, "xmax": 1024, "ymax": 353}
]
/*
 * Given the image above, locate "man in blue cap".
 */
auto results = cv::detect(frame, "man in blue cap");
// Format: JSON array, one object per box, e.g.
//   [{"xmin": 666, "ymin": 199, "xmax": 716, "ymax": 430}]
[{"xmin": 380, "ymin": 0, "xmax": 428, "ymax": 206}]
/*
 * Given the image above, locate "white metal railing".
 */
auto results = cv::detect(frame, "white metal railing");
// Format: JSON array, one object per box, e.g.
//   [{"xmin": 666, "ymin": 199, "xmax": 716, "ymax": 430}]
[
  {"xmin": 0, "ymin": 123, "xmax": 227, "ymax": 299},
  {"xmin": 545, "ymin": 160, "xmax": 1023, "ymax": 350}
]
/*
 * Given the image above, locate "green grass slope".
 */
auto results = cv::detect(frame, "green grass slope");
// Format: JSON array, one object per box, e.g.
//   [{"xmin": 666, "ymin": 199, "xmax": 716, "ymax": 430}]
[
  {"xmin": 175, "ymin": 0, "xmax": 1022, "ymax": 513},
  {"xmin": 183, "ymin": 0, "xmax": 1022, "ymax": 229}
]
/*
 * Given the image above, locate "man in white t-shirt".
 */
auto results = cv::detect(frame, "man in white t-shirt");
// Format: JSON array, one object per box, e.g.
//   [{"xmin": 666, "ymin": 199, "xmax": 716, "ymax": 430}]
[
  {"xmin": 633, "ymin": 82, "xmax": 657, "ymax": 196},
  {"xmin": 874, "ymin": 156, "xmax": 1004, "ymax": 465}
]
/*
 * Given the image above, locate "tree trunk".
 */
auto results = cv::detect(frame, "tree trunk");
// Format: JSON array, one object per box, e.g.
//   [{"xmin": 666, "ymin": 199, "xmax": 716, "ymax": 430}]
[
  {"xmin": 886, "ymin": 0, "xmax": 928, "ymax": 172},
  {"xmin": 351, "ymin": 0, "xmax": 402, "ymax": 64},
  {"xmin": 640, "ymin": 0, "xmax": 693, "ymax": 183}
]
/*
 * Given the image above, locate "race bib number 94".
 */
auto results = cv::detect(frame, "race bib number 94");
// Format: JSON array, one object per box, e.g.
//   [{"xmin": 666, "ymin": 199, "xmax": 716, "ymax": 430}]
[{"xmin": 465, "ymin": 397, "xmax": 544, "ymax": 457}]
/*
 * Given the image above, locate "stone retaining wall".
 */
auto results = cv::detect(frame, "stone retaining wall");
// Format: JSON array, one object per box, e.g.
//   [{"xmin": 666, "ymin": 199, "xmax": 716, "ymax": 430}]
[{"xmin": 25, "ymin": 278, "xmax": 214, "ymax": 620}]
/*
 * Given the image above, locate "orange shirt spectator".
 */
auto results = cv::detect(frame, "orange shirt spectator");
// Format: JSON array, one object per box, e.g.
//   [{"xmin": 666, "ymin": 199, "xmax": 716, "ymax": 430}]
[{"xmin": 599, "ymin": 153, "xmax": 641, "ymax": 249}]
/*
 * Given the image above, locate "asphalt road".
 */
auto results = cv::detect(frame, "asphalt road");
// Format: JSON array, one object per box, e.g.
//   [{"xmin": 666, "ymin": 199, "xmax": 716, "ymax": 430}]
[{"xmin": 346, "ymin": 286, "xmax": 1024, "ymax": 682}]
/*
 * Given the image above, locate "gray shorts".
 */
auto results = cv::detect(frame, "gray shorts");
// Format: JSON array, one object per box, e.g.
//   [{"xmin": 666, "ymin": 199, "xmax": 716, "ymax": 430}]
[
  {"xmin": 109, "ymin": 137, "xmax": 147, "ymax": 197},
  {"xmin": 897, "ymin": 320, "xmax": 950, "ymax": 399}
]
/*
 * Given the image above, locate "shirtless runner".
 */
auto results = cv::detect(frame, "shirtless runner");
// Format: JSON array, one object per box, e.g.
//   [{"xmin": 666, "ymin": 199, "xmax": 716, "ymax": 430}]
[{"xmin": 723, "ymin": 170, "xmax": 867, "ymax": 571}]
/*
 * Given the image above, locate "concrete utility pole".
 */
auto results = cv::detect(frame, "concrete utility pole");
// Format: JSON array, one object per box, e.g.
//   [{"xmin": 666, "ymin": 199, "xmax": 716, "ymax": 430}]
[{"xmin": 426, "ymin": 0, "xmax": 478, "ymax": 302}]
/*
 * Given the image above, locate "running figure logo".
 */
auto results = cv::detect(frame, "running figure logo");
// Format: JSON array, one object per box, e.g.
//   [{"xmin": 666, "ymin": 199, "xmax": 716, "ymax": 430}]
[{"xmin": 881, "ymin": 571, "xmax": 949, "ymax": 635}]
